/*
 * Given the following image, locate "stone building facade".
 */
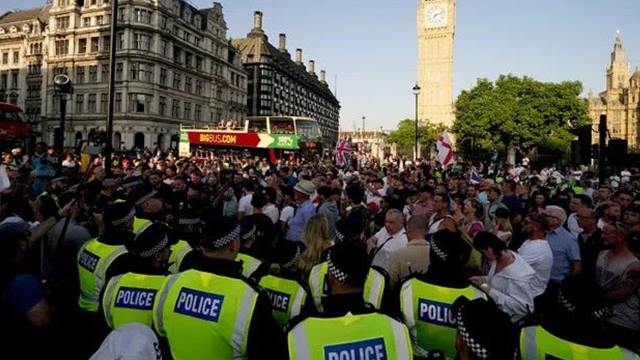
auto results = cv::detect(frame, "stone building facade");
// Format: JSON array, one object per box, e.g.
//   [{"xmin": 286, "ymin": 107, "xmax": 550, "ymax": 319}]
[
  {"xmin": 0, "ymin": 0, "xmax": 247, "ymax": 150},
  {"xmin": 232, "ymin": 12, "xmax": 340, "ymax": 145},
  {"xmin": 588, "ymin": 33, "xmax": 640, "ymax": 147},
  {"xmin": 340, "ymin": 130, "xmax": 396, "ymax": 160}
]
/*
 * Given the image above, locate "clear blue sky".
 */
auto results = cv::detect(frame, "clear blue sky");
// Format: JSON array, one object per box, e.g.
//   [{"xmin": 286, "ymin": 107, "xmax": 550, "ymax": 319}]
[{"xmin": 2, "ymin": 0, "xmax": 640, "ymax": 131}]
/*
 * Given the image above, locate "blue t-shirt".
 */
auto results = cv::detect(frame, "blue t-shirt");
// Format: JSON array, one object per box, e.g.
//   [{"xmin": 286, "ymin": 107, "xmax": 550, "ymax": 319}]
[
  {"xmin": 546, "ymin": 227, "xmax": 581, "ymax": 282},
  {"xmin": 4, "ymin": 274, "xmax": 44, "ymax": 316}
]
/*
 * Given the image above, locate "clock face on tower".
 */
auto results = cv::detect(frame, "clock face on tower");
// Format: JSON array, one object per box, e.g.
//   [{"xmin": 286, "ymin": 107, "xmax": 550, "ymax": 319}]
[{"xmin": 425, "ymin": 3, "xmax": 447, "ymax": 29}]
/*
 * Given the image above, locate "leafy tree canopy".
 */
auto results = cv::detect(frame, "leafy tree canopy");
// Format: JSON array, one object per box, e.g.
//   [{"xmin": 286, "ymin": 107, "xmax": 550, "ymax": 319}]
[
  {"xmin": 387, "ymin": 119, "xmax": 446, "ymax": 157},
  {"xmin": 452, "ymin": 74, "xmax": 590, "ymax": 157}
]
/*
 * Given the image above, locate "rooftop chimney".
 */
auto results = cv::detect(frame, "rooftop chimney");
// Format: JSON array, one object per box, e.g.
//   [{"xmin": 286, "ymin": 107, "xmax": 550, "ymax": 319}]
[
  {"xmin": 278, "ymin": 33, "xmax": 287, "ymax": 52},
  {"xmin": 308, "ymin": 60, "xmax": 316, "ymax": 75},
  {"xmin": 253, "ymin": 11, "xmax": 263, "ymax": 31},
  {"xmin": 295, "ymin": 48, "xmax": 303, "ymax": 64},
  {"xmin": 320, "ymin": 70, "xmax": 326, "ymax": 83}
]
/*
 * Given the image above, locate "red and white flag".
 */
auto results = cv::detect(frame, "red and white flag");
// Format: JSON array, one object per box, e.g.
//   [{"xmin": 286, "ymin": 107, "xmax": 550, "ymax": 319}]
[
  {"xmin": 436, "ymin": 132, "xmax": 455, "ymax": 168},
  {"xmin": 335, "ymin": 139, "xmax": 352, "ymax": 167}
]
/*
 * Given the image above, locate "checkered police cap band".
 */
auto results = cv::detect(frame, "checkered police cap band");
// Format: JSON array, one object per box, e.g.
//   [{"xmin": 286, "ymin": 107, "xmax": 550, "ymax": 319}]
[
  {"xmin": 334, "ymin": 230, "xmax": 345, "ymax": 243},
  {"xmin": 135, "ymin": 189, "xmax": 158, "ymax": 206},
  {"xmin": 430, "ymin": 239, "xmax": 448, "ymax": 262},
  {"xmin": 138, "ymin": 234, "xmax": 169, "ymax": 258},
  {"xmin": 211, "ymin": 225, "xmax": 241, "ymax": 248},
  {"xmin": 282, "ymin": 245, "xmax": 302, "ymax": 268},
  {"xmin": 178, "ymin": 217, "xmax": 201, "ymax": 225},
  {"xmin": 456, "ymin": 306, "xmax": 490, "ymax": 359},
  {"xmin": 327, "ymin": 254, "xmax": 348, "ymax": 283},
  {"xmin": 557, "ymin": 289, "xmax": 576, "ymax": 314},
  {"xmin": 111, "ymin": 208, "xmax": 136, "ymax": 226}
]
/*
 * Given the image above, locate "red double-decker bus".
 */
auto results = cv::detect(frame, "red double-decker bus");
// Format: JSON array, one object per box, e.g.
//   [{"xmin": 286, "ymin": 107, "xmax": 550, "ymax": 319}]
[{"xmin": 0, "ymin": 102, "xmax": 32, "ymax": 143}]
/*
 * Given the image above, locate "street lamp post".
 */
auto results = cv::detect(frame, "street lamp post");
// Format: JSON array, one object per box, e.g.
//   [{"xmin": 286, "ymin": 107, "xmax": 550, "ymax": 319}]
[
  {"xmin": 53, "ymin": 74, "xmax": 72, "ymax": 159},
  {"xmin": 412, "ymin": 84, "xmax": 421, "ymax": 161},
  {"xmin": 105, "ymin": 0, "xmax": 119, "ymax": 176},
  {"xmin": 362, "ymin": 115, "xmax": 365, "ymax": 138}
]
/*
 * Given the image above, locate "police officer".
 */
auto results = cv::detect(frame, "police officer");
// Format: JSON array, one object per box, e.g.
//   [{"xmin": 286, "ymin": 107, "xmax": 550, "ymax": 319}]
[
  {"xmin": 166, "ymin": 209, "xmax": 201, "ymax": 274},
  {"xmin": 101, "ymin": 222, "xmax": 176, "ymax": 329},
  {"xmin": 257, "ymin": 240, "xmax": 313, "ymax": 328},
  {"xmin": 152, "ymin": 216, "xmax": 286, "ymax": 359},
  {"xmin": 288, "ymin": 242, "xmax": 413, "ymax": 359},
  {"xmin": 399, "ymin": 229, "xmax": 486, "ymax": 359},
  {"xmin": 128, "ymin": 185, "xmax": 165, "ymax": 231},
  {"xmin": 452, "ymin": 297, "xmax": 516, "ymax": 360},
  {"xmin": 520, "ymin": 274, "xmax": 639, "ymax": 359},
  {"xmin": 237, "ymin": 216, "xmax": 270, "ymax": 280}
]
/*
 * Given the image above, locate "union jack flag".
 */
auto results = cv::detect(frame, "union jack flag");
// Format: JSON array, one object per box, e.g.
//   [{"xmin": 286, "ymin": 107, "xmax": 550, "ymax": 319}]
[{"xmin": 335, "ymin": 139, "xmax": 352, "ymax": 167}]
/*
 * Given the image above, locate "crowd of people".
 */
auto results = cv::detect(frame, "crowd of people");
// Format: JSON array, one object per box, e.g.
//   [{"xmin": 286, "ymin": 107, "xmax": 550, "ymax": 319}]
[{"xmin": 1, "ymin": 141, "xmax": 639, "ymax": 359}]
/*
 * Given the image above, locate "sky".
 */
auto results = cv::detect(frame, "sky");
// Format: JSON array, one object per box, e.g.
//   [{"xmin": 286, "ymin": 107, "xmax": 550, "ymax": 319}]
[{"xmin": 2, "ymin": 0, "xmax": 640, "ymax": 131}]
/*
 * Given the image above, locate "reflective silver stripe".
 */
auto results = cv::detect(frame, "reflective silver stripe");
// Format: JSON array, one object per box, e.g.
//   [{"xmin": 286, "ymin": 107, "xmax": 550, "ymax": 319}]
[
  {"xmin": 523, "ymin": 326, "xmax": 538, "ymax": 360},
  {"xmin": 173, "ymin": 245, "xmax": 192, "ymax": 272},
  {"xmin": 94, "ymin": 247, "xmax": 127, "ymax": 301},
  {"xmin": 243, "ymin": 259, "xmax": 261, "ymax": 277},
  {"xmin": 231, "ymin": 287, "xmax": 258, "ymax": 359},
  {"xmin": 153, "ymin": 274, "xmax": 180, "ymax": 337},
  {"xmin": 390, "ymin": 318, "xmax": 412, "ymax": 360},
  {"xmin": 365, "ymin": 270, "xmax": 384, "ymax": 309},
  {"xmin": 400, "ymin": 281, "xmax": 427, "ymax": 357},
  {"xmin": 289, "ymin": 322, "xmax": 311, "ymax": 360},
  {"xmin": 472, "ymin": 286, "xmax": 487, "ymax": 300},
  {"xmin": 621, "ymin": 347, "xmax": 639, "ymax": 360},
  {"xmin": 309, "ymin": 263, "xmax": 324, "ymax": 313},
  {"xmin": 102, "ymin": 274, "xmax": 123, "ymax": 329},
  {"xmin": 290, "ymin": 286, "xmax": 306, "ymax": 319}
]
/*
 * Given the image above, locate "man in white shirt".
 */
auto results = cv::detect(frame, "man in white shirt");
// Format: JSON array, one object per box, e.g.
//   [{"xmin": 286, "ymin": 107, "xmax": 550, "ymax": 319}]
[
  {"xmin": 566, "ymin": 194, "xmax": 592, "ymax": 236},
  {"xmin": 518, "ymin": 213, "xmax": 553, "ymax": 298},
  {"xmin": 366, "ymin": 209, "xmax": 408, "ymax": 272},
  {"xmin": 237, "ymin": 179, "xmax": 254, "ymax": 220}
]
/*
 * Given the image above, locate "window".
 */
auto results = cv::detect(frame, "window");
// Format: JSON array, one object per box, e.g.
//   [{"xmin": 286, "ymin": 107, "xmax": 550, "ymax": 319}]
[
  {"xmin": 101, "ymin": 64, "xmax": 108, "ymax": 82},
  {"xmin": 134, "ymin": 33, "xmax": 151, "ymax": 51},
  {"xmin": 185, "ymin": 76, "xmax": 192, "ymax": 93},
  {"xmin": 1, "ymin": 52, "xmax": 7, "ymax": 64},
  {"xmin": 56, "ymin": 16, "xmax": 70, "ymax": 30},
  {"xmin": 173, "ymin": 47, "xmax": 181, "ymax": 64},
  {"xmin": 89, "ymin": 65, "xmax": 98, "ymax": 82},
  {"xmin": 160, "ymin": 68, "xmax": 167, "ymax": 86},
  {"xmin": 134, "ymin": 9, "xmax": 152, "ymax": 24},
  {"xmin": 118, "ymin": 7, "xmax": 125, "ymax": 21},
  {"xmin": 115, "ymin": 62, "xmax": 123, "ymax": 80},
  {"xmin": 13, "ymin": 51, "xmax": 19, "ymax": 64},
  {"xmin": 183, "ymin": 102, "xmax": 191, "ymax": 120},
  {"xmin": 90, "ymin": 0, "xmax": 97, "ymax": 5},
  {"xmin": 100, "ymin": 93, "xmax": 108, "ymax": 113},
  {"xmin": 117, "ymin": 32, "xmax": 124, "ymax": 50},
  {"xmin": 196, "ymin": 57, "xmax": 203, "ymax": 71},
  {"xmin": 195, "ymin": 104, "xmax": 202, "ymax": 121},
  {"xmin": 55, "ymin": 40, "xmax": 69, "ymax": 55},
  {"xmin": 83, "ymin": 17, "xmax": 91, "ymax": 27},
  {"xmin": 78, "ymin": 38, "xmax": 87, "ymax": 53},
  {"xmin": 195, "ymin": 80, "xmax": 202, "ymax": 95},
  {"xmin": 185, "ymin": 52, "xmax": 192, "ymax": 68},
  {"xmin": 0, "ymin": 74, "xmax": 7, "ymax": 89},
  {"xmin": 161, "ymin": 39, "xmax": 169, "ymax": 57},
  {"xmin": 96, "ymin": 15, "xmax": 104, "ymax": 25},
  {"xmin": 173, "ymin": 73, "xmax": 181, "ymax": 89},
  {"xmin": 88, "ymin": 94, "xmax": 97, "ymax": 112},
  {"xmin": 159, "ymin": 96, "xmax": 167, "ymax": 116},
  {"xmin": 130, "ymin": 62, "xmax": 153, "ymax": 82},
  {"xmin": 194, "ymin": 37, "xmax": 201, "ymax": 47},
  {"xmin": 91, "ymin": 37, "xmax": 99, "ymax": 53},
  {"xmin": 171, "ymin": 100, "xmax": 179, "ymax": 117},
  {"xmin": 115, "ymin": 92, "xmax": 122, "ymax": 112},
  {"xmin": 129, "ymin": 93, "xmax": 150, "ymax": 113},
  {"xmin": 102, "ymin": 36, "xmax": 110, "ymax": 52},
  {"xmin": 75, "ymin": 94, "xmax": 84, "ymax": 113},
  {"xmin": 76, "ymin": 66, "xmax": 85, "ymax": 83},
  {"xmin": 161, "ymin": 15, "xmax": 168, "ymax": 29}
]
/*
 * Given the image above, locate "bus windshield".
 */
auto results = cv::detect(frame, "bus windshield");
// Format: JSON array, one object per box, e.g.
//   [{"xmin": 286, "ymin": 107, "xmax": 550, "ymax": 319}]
[
  {"xmin": 270, "ymin": 117, "xmax": 295, "ymax": 135},
  {"xmin": 295, "ymin": 119, "xmax": 321, "ymax": 140},
  {"xmin": 0, "ymin": 107, "xmax": 27, "ymax": 122}
]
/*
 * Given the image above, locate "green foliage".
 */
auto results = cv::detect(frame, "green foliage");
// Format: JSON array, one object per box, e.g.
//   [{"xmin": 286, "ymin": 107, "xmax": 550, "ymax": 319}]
[
  {"xmin": 453, "ymin": 74, "xmax": 590, "ymax": 159},
  {"xmin": 387, "ymin": 119, "xmax": 446, "ymax": 157}
]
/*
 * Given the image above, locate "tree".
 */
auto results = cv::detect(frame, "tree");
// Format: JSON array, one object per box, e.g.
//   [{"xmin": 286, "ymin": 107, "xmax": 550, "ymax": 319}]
[
  {"xmin": 387, "ymin": 119, "xmax": 446, "ymax": 158},
  {"xmin": 453, "ymin": 75, "xmax": 590, "ymax": 160}
]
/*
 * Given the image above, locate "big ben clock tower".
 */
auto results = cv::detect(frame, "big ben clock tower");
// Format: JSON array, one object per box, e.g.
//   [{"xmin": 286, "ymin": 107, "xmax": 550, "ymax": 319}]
[{"xmin": 417, "ymin": 0, "xmax": 456, "ymax": 127}]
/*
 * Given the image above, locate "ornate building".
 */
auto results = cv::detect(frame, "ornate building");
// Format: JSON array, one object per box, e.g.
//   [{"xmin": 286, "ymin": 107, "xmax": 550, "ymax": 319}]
[
  {"xmin": 417, "ymin": 0, "xmax": 456, "ymax": 127},
  {"xmin": 0, "ymin": 0, "xmax": 247, "ymax": 150},
  {"xmin": 588, "ymin": 33, "xmax": 640, "ymax": 146},
  {"xmin": 232, "ymin": 12, "xmax": 340, "ymax": 145}
]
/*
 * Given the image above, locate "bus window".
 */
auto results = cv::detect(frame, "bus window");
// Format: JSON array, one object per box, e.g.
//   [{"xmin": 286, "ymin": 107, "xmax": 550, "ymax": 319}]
[
  {"xmin": 247, "ymin": 117, "xmax": 267, "ymax": 133},
  {"xmin": 295, "ymin": 118, "xmax": 322, "ymax": 140},
  {"xmin": 269, "ymin": 117, "xmax": 295, "ymax": 135}
]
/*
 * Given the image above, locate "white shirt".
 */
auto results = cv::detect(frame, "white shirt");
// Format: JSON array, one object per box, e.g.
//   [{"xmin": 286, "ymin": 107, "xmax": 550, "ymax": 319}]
[
  {"xmin": 566, "ymin": 212, "xmax": 582, "ymax": 236},
  {"xmin": 263, "ymin": 204, "xmax": 279, "ymax": 224},
  {"xmin": 487, "ymin": 251, "xmax": 536, "ymax": 322},
  {"xmin": 517, "ymin": 239, "xmax": 553, "ymax": 297},
  {"xmin": 238, "ymin": 193, "xmax": 253, "ymax": 216},
  {"xmin": 371, "ymin": 227, "xmax": 408, "ymax": 272},
  {"xmin": 280, "ymin": 205, "xmax": 295, "ymax": 224}
]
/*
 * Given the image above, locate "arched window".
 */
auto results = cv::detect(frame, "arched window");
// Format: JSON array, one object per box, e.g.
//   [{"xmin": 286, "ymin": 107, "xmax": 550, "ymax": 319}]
[
  {"xmin": 134, "ymin": 132, "xmax": 145, "ymax": 149},
  {"xmin": 157, "ymin": 133, "xmax": 165, "ymax": 150},
  {"xmin": 113, "ymin": 131, "xmax": 122, "ymax": 150}
]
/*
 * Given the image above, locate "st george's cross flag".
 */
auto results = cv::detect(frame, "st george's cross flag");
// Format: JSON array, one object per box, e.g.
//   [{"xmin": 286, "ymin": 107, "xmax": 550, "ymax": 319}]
[
  {"xmin": 335, "ymin": 139, "xmax": 352, "ymax": 167},
  {"xmin": 436, "ymin": 132, "xmax": 455, "ymax": 168}
]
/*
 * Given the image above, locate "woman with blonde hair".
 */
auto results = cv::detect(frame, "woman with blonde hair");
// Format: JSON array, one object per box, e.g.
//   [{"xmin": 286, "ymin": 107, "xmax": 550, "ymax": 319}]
[{"xmin": 296, "ymin": 214, "xmax": 334, "ymax": 279}]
